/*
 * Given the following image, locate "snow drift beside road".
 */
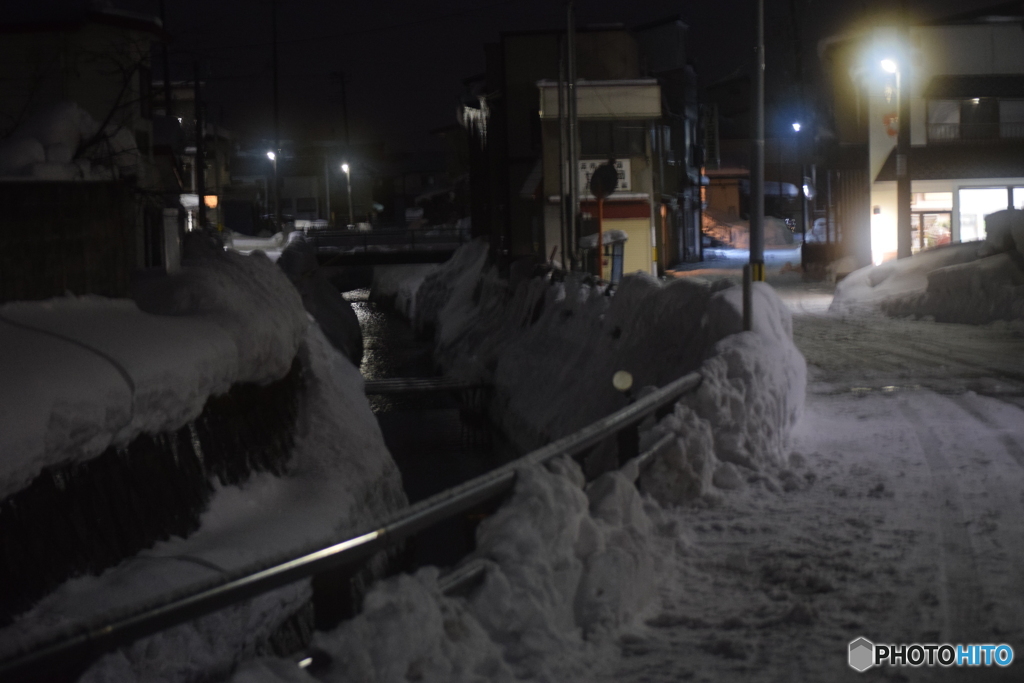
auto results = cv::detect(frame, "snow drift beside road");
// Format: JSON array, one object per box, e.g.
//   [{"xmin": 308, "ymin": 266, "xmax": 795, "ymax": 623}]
[
  {"xmin": 407, "ymin": 242, "xmax": 806, "ymax": 479},
  {"xmin": 831, "ymin": 209, "xmax": 1024, "ymax": 323}
]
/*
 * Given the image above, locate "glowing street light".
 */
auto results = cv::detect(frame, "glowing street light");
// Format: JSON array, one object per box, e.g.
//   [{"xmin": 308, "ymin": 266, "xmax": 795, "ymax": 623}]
[
  {"xmin": 266, "ymin": 151, "xmax": 276, "ymax": 161},
  {"xmin": 791, "ymin": 122, "xmax": 802, "ymax": 132},
  {"xmin": 880, "ymin": 58, "xmax": 898, "ymax": 74},
  {"xmin": 341, "ymin": 162, "xmax": 354, "ymax": 226}
]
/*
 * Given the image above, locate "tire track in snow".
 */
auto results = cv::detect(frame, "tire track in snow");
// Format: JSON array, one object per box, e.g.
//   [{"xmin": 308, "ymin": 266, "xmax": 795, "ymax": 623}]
[
  {"xmin": 900, "ymin": 402, "xmax": 985, "ymax": 643},
  {"xmin": 950, "ymin": 394, "xmax": 1024, "ymax": 471}
]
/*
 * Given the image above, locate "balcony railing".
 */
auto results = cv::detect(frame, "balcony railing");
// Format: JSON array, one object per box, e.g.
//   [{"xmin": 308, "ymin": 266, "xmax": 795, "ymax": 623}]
[{"xmin": 927, "ymin": 122, "xmax": 1024, "ymax": 143}]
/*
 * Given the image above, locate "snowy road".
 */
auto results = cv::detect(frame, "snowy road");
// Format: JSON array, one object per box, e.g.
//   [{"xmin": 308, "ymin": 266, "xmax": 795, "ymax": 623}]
[{"xmin": 608, "ymin": 289, "xmax": 1024, "ymax": 682}]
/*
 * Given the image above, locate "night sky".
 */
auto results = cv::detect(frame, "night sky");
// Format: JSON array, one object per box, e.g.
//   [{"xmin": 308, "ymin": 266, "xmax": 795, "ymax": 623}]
[{"xmin": 114, "ymin": 0, "xmax": 997, "ymax": 149}]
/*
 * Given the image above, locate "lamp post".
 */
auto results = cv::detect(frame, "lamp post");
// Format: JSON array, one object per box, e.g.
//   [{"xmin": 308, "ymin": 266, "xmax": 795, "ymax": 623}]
[
  {"xmin": 267, "ymin": 151, "xmax": 278, "ymax": 229},
  {"xmin": 882, "ymin": 56, "xmax": 912, "ymax": 259},
  {"xmin": 792, "ymin": 121, "xmax": 808, "ymax": 241},
  {"xmin": 341, "ymin": 162, "xmax": 354, "ymax": 227}
]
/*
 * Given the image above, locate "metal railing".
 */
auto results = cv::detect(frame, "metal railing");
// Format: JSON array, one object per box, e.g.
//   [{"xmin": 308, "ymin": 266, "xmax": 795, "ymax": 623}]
[
  {"xmin": 305, "ymin": 227, "xmax": 470, "ymax": 254},
  {"xmin": 0, "ymin": 371, "xmax": 701, "ymax": 681},
  {"xmin": 926, "ymin": 122, "xmax": 1024, "ymax": 143}
]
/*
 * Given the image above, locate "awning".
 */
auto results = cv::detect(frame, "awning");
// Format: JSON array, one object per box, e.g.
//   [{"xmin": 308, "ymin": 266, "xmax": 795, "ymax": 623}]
[{"xmin": 875, "ymin": 142, "xmax": 1024, "ymax": 181}]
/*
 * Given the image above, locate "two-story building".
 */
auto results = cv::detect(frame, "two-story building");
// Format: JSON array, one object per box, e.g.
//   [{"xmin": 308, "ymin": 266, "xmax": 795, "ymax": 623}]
[
  {"xmin": 460, "ymin": 19, "xmax": 703, "ymax": 277},
  {"xmin": 821, "ymin": 2, "xmax": 1024, "ymax": 265}
]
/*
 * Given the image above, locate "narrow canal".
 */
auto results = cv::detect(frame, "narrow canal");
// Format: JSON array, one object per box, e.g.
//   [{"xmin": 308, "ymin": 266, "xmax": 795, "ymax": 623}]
[{"xmin": 343, "ymin": 289, "xmax": 518, "ymax": 566}]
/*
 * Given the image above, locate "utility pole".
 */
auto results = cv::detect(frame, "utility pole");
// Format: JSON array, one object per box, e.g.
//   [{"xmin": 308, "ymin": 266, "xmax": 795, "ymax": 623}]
[
  {"xmin": 746, "ymin": 0, "xmax": 766, "ymax": 330},
  {"xmin": 338, "ymin": 71, "xmax": 350, "ymax": 150},
  {"xmin": 159, "ymin": 0, "xmax": 173, "ymax": 118},
  {"xmin": 896, "ymin": 7, "xmax": 912, "ymax": 258},
  {"xmin": 750, "ymin": 0, "xmax": 765, "ymax": 279},
  {"xmin": 557, "ymin": 36, "xmax": 568, "ymax": 269},
  {"xmin": 271, "ymin": 0, "xmax": 281, "ymax": 228},
  {"xmin": 566, "ymin": 0, "xmax": 580, "ymax": 270},
  {"xmin": 194, "ymin": 62, "xmax": 206, "ymax": 229}
]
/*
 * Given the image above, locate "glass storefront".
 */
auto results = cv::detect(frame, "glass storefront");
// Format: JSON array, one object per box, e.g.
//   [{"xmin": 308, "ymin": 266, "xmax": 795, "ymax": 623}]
[
  {"xmin": 959, "ymin": 187, "xmax": 1013, "ymax": 242},
  {"xmin": 910, "ymin": 193, "xmax": 952, "ymax": 253}
]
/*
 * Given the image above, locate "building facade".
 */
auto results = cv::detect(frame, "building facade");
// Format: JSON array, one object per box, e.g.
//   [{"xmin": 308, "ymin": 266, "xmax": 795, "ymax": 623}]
[{"xmin": 822, "ymin": 2, "xmax": 1024, "ymax": 265}]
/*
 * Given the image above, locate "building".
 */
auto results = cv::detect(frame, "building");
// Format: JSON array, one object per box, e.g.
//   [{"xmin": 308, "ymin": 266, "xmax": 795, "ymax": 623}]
[
  {"xmin": 460, "ymin": 19, "xmax": 703, "ymax": 276},
  {"xmin": 820, "ymin": 1, "xmax": 1024, "ymax": 265},
  {"xmin": 0, "ymin": 3, "xmax": 162, "ymax": 160}
]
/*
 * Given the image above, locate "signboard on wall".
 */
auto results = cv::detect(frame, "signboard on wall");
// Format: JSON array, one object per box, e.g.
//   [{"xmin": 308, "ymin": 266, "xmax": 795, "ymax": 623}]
[{"xmin": 579, "ymin": 159, "xmax": 630, "ymax": 196}]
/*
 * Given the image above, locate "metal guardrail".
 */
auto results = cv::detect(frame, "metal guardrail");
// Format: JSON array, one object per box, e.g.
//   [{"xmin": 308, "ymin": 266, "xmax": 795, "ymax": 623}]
[
  {"xmin": 0, "ymin": 371, "xmax": 701, "ymax": 681},
  {"xmin": 306, "ymin": 227, "xmax": 469, "ymax": 253},
  {"xmin": 363, "ymin": 377, "xmax": 487, "ymax": 395}
]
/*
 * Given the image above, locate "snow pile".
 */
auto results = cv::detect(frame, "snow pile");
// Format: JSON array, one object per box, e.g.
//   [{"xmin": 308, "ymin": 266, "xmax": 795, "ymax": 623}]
[
  {"xmin": 371, "ymin": 264, "xmax": 438, "ymax": 320},
  {"xmin": 832, "ymin": 210, "xmax": 1024, "ymax": 323},
  {"xmin": 231, "ymin": 457, "xmax": 657, "ymax": 683},
  {"xmin": 408, "ymin": 245, "xmax": 805, "ymax": 476},
  {"xmin": 227, "ymin": 231, "xmax": 288, "ymax": 263},
  {"xmin": 0, "ymin": 249, "xmax": 305, "ymax": 499},
  {"xmin": 277, "ymin": 237, "xmax": 363, "ymax": 365},
  {"xmin": 0, "ymin": 101, "xmax": 141, "ymax": 180},
  {"xmin": 6, "ymin": 321, "xmax": 406, "ymax": 683},
  {"xmin": 639, "ymin": 283, "xmax": 807, "ymax": 504}
]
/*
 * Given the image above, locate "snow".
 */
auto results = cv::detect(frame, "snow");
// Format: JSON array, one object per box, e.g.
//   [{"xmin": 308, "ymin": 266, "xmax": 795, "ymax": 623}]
[
  {"xmin": 227, "ymin": 231, "xmax": 288, "ymax": 263},
  {"xmin": 0, "ymin": 101, "xmax": 140, "ymax": 180},
  {"xmin": 371, "ymin": 264, "xmax": 438, "ymax": 321},
  {"xmin": 2, "ymin": 320, "xmax": 406, "ymax": 682},
  {"xmin": 0, "ymin": 250, "xmax": 305, "ymax": 499},
  {"xmin": 248, "ymin": 245, "xmax": 1022, "ymax": 683},
  {"xmin": 248, "ymin": 243, "xmax": 804, "ymax": 683},
  {"xmin": 277, "ymin": 237, "xmax": 364, "ymax": 365},
  {"xmin": 832, "ymin": 210, "xmax": 1024, "ymax": 323}
]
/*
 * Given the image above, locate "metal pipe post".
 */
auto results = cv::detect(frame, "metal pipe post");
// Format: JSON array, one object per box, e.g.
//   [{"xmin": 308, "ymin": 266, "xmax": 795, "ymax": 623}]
[
  {"xmin": 749, "ymin": 0, "xmax": 765, "ymax": 283},
  {"xmin": 566, "ymin": 0, "xmax": 579, "ymax": 268}
]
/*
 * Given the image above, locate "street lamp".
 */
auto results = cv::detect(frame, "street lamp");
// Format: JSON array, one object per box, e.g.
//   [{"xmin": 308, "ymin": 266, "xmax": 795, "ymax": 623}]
[
  {"xmin": 791, "ymin": 122, "xmax": 802, "ymax": 132},
  {"xmin": 341, "ymin": 162, "xmax": 354, "ymax": 227},
  {"xmin": 267, "ymin": 151, "xmax": 279, "ymax": 228}
]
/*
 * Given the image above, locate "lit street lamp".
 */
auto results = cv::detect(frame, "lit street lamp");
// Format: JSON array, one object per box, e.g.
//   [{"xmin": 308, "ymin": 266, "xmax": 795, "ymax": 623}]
[
  {"xmin": 341, "ymin": 162, "xmax": 354, "ymax": 227},
  {"xmin": 267, "ymin": 151, "xmax": 279, "ymax": 228}
]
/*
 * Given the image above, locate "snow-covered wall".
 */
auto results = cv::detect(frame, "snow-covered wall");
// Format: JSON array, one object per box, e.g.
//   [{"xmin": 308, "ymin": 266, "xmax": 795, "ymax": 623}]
[
  {"xmin": 1, "ymin": 248, "xmax": 408, "ymax": 681},
  {"xmin": 0, "ymin": 250, "xmax": 305, "ymax": 500}
]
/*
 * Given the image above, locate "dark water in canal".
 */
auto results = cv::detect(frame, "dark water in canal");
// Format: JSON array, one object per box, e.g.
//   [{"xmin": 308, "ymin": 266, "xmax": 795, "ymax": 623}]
[{"xmin": 343, "ymin": 289, "xmax": 518, "ymax": 567}]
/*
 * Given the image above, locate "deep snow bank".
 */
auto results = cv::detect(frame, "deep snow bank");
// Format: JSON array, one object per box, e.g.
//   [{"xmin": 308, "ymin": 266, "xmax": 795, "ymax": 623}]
[
  {"xmin": 71, "ymin": 323, "xmax": 406, "ymax": 683},
  {"xmin": 0, "ymin": 249, "xmax": 406, "ymax": 682},
  {"xmin": 0, "ymin": 250, "xmax": 305, "ymax": 500},
  {"xmin": 831, "ymin": 210, "xmax": 1024, "ymax": 323},
  {"xmin": 408, "ymin": 243, "xmax": 805, "ymax": 477},
  {"xmin": 232, "ymin": 457, "xmax": 658, "ymax": 683}
]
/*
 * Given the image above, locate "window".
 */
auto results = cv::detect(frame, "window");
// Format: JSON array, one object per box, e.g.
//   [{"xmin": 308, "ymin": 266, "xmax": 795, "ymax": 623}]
[
  {"xmin": 958, "ymin": 187, "xmax": 1008, "ymax": 242},
  {"xmin": 927, "ymin": 100, "xmax": 959, "ymax": 141},
  {"xmin": 579, "ymin": 121, "xmax": 645, "ymax": 158}
]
